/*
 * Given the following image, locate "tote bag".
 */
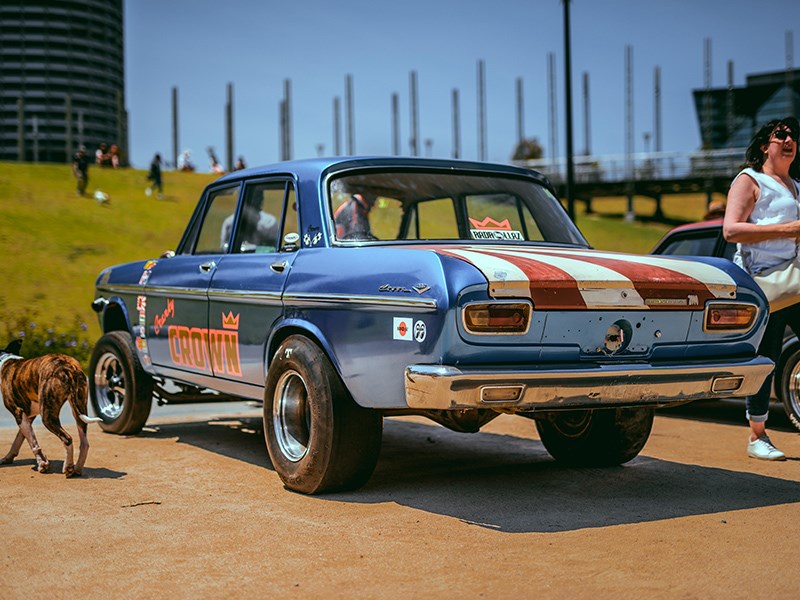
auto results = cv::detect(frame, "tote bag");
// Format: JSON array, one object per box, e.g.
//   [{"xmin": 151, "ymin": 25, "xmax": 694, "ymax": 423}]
[{"xmin": 752, "ymin": 257, "xmax": 800, "ymax": 313}]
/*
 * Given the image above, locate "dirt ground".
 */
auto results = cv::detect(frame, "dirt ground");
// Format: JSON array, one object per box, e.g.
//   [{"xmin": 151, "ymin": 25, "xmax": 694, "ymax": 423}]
[{"xmin": 1, "ymin": 399, "xmax": 800, "ymax": 599}]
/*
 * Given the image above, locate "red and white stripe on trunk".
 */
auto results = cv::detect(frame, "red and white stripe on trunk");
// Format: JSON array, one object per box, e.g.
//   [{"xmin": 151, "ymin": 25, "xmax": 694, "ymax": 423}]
[{"xmin": 435, "ymin": 245, "xmax": 737, "ymax": 310}]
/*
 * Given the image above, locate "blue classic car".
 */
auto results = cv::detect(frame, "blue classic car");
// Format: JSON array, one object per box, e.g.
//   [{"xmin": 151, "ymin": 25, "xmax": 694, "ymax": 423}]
[{"xmin": 90, "ymin": 157, "xmax": 773, "ymax": 493}]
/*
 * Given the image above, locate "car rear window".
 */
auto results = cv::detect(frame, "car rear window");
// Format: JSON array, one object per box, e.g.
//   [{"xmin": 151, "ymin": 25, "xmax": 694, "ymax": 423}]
[{"xmin": 328, "ymin": 170, "xmax": 586, "ymax": 245}]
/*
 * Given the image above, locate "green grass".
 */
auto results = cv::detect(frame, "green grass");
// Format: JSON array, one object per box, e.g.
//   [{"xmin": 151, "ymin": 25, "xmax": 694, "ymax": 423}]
[
  {"xmin": 0, "ymin": 162, "xmax": 217, "ymax": 361},
  {"xmin": 0, "ymin": 161, "xmax": 725, "ymax": 365}
]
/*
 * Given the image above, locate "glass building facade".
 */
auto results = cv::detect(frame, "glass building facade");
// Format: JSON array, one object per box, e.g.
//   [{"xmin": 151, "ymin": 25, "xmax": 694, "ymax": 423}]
[
  {"xmin": 693, "ymin": 68, "xmax": 800, "ymax": 150},
  {"xmin": 0, "ymin": 0, "xmax": 127, "ymax": 164}
]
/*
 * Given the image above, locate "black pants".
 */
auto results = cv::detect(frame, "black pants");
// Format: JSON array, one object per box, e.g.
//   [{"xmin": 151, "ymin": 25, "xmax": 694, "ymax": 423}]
[{"xmin": 747, "ymin": 303, "xmax": 800, "ymax": 421}]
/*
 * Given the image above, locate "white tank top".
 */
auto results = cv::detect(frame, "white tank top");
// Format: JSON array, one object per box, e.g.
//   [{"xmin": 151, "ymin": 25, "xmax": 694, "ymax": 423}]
[{"xmin": 733, "ymin": 168, "xmax": 800, "ymax": 274}]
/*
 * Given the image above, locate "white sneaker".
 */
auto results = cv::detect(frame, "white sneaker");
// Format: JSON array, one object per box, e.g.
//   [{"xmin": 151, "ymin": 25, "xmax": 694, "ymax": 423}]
[
  {"xmin": 747, "ymin": 435, "xmax": 786, "ymax": 461},
  {"xmin": 145, "ymin": 187, "xmax": 152, "ymax": 197}
]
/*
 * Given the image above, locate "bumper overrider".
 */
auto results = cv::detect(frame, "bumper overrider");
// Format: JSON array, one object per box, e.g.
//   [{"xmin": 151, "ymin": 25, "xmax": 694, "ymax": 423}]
[{"xmin": 404, "ymin": 357, "xmax": 774, "ymax": 411}]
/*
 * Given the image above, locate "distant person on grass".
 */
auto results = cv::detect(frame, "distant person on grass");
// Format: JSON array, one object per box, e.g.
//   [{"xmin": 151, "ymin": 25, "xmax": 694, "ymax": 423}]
[
  {"xmin": 146, "ymin": 153, "xmax": 163, "ymax": 199},
  {"xmin": 72, "ymin": 145, "xmax": 90, "ymax": 196}
]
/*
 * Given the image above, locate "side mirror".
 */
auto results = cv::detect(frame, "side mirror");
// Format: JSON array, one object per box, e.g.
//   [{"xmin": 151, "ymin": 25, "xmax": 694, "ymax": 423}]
[{"xmin": 160, "ymin": 250, "xmax": 175, "ymax": 259}]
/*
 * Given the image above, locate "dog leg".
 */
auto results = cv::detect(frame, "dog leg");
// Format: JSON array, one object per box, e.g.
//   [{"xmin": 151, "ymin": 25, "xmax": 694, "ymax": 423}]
[
  {"xmin": 70, "ymin": 375, "xmax": 92, "ymax": 476},
  {"xmin": 0, "ymin": 429, "xmax": 26, "ymax": 464},
  {"xmin": 18, "ymin": 415, "xmax": 49, "ymax": 473},
  {"xmin": 41, "ymin": 403, "xmax": 76, "ymax": 477},
  {"xmin": 73, "ymin": 421, "xmax": 90, "ymax": 476}
]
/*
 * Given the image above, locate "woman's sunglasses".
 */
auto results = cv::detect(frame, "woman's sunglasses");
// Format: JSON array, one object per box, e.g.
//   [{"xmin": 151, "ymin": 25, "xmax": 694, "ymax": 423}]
[{"xmin": 772, "ymin": 128, "xmax": 799, "ymax": 142}]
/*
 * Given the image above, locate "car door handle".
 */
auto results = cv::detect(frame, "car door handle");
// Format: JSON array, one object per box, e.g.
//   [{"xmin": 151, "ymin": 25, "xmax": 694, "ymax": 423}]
[
  {"xmin": 270, "ymin": 260, "xmax": 289, "ymax": 273},
  {"xmin": 199, "ymin": 261, "xmax": 217, "ymax": 273}
]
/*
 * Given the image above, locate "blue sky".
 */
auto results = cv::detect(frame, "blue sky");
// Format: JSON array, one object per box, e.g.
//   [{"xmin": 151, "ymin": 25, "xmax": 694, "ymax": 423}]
[{"xmin": 125, "ymin": 0, "xmax": 798, "ymax": 170}]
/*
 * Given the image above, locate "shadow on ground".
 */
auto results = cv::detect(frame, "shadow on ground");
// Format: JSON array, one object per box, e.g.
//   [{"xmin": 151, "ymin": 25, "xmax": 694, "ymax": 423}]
[
  {"xmin": 131, "ymin": 413, "xmax": 800, "ymax": 534},
  {"xmin": 658, "ymin": 398, "xmax": 796, "ymax": 432},
  {"xmin": 1, "ymin": 457, "xmax": 126, "ymax": 479}
]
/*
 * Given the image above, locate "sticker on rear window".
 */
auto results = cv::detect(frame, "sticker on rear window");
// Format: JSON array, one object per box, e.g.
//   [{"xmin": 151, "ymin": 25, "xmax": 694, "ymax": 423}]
[{"xmin": 469, "ymin": 217, "xmax": 523, "ymax": 241}]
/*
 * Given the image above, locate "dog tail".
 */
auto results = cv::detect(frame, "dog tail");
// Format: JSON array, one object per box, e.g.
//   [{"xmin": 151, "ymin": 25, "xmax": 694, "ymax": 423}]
[{"xmin": 79, "ymin": 414, "xmax": 103, "ymax": 424}]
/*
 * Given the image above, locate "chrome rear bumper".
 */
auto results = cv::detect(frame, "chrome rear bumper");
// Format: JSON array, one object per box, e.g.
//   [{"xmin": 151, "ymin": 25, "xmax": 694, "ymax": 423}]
[{"xmin": 404, "ymin": 357, "xmax": 774, "ymax": 411}]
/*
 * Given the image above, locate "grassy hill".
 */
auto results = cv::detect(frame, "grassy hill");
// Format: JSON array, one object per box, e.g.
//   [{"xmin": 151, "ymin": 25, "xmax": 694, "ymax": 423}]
[
  {"xmin": 0, "ymin": 162, "xmax": 217, "ymax": 363},
  {"xmin": 0, "ymin": 161, "xmax": 719, "ymax": 366}
]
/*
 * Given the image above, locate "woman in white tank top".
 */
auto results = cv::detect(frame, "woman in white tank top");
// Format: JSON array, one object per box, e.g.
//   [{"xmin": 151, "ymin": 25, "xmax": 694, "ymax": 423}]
[{"xmin": 724, "ymin": 117, "xmax": 800, "ymax": 461}]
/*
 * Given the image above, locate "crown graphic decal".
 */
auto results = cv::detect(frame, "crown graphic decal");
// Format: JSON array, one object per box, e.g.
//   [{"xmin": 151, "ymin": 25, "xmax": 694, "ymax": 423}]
[
  {"xmin": 222, "ymin": 311, "xmax": 240, "ymax": 330},
  {"xmin": 469, "ymin": 217, "xmax": 512, "ymax": 230}
]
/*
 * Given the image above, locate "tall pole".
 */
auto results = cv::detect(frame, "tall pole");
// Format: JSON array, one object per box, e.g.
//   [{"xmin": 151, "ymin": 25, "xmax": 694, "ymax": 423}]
[
  {"xmin": 654, "ymin": 66, "xmax": 662, "ymax": 153},
  {"xmin": 562, "ymin": 0, "xmax": 576, "ymax": 221},
  {"xmin": 547, "ymin": 53, "xmax": 558, "ymax": 172},
  {"xmin": 703, "ymin": 38, "xmax": 712, "ymax": 149},
  {"xmin": 477, "ymin": 59, "xmax": 486, "ymax": 161},
  {"xmin": 279, "ymin": 100, "xmax": 286, "ymax": 160},
  {"xmin": 516, "ymin": 77, "xmax": 524, "ymax": 144},
  {"xmin": 409, "ymin": 70, "xmax": 419, "ymax": 156},
  {"xmin": 333, "ymin": 96, "xmax": 341, "ymax": 156},
  {"xmin": 726, "ymin": 61, "xmax": 735, "ymax": 147},
  {"xmin": 391, "ymin": 93, "xmax": 400, "ymax": 155},
  {"xmin": 345, "ymin": 74, "xmax": 354, "ymax": 155},
  {"xmin": 452, "ymin": 88, "xmax": 461, "ymax": 159},
  {"xmin": 172, "ymin": 86, "xmax": 179, "ymax": 169},
  {"xmin": 787, "ymin": 31, "xmax": 795, "ymax": 117},
  {"xmin": 225, "ymin": 82, "xmax": 234, "ymax": 171},
  {"xmin": 625, "ymin": 44, "xmax": 635, "ymax": 222},
  {"xmin": 582, "ymin": 72, "xmax": 590, "ymax": 156},
  {"xmin": 283, "ymin": 79, "xmax": 292, "ymax": 161}
]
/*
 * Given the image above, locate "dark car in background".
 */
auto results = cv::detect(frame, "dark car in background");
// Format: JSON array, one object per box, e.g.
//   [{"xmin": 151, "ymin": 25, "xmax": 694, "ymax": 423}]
[{"xmin": 652, "ymin": 218, "xmax": 800, "ymax": 431}]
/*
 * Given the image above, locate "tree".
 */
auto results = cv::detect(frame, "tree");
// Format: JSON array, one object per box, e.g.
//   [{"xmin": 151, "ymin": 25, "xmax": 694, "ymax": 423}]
[{"xmin": 512, "ymin": 137, "xmax": 544, "ymax": 161}]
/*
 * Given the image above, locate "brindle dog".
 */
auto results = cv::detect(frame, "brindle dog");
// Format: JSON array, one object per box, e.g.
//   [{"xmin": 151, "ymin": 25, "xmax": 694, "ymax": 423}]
[{"xmin": 0, "ymin": 340, "xmax": 101, "ymax": 477}]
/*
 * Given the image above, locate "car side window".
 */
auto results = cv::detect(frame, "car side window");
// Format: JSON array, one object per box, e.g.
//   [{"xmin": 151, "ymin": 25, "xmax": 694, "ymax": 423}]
[
  {"xmin": 232, "ymin": 182, "xmax": 285, "ymax": 253},
  {"xmin": 194, "ymin": 186, "xmax": 241, "ymax": 254}
]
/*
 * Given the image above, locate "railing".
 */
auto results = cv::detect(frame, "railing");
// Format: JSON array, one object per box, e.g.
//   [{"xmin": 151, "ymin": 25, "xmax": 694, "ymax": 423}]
[{"xmin": 518, "ymin": 147, "xmax": 747, "ymax": 185}]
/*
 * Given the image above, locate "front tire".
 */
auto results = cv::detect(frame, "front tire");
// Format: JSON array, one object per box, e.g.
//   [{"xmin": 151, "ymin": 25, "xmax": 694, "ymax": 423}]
[
  {"xmin": 535, "ymin": 407, "xmax": 654, "ymax": 466},
  {"xmin": 777, "ymin": 344, "xmax": 800, "ymax": 432},
  {"xmin": 264, "ymin": 335, "xmax": 383, "ymax": 494},
  {"xmin": 89, "ymin": 331, "xmax": 153, "ymax": 435}
]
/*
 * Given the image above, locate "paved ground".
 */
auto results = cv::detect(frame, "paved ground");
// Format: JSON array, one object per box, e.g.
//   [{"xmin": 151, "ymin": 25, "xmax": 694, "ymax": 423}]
[{"xmin": 1, "ymin": 399, "xmax": 799, "ymax": 598}]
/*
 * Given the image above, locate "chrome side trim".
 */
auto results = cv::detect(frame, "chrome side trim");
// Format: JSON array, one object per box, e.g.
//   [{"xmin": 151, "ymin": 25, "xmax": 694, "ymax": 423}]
[
  {"xmin": 283, "ymin": 292, "xmax": 437, "ymax": 311},
  {"xmin": 98, "ymin": 286, "xmax": 437, "ymax": 310},
  {"xmin": 97, "ymin": 284, "xmax": 148, "ymax": 295},
  {"xmin": 142, "ymin": 286, "xmax": 207, "ymax": 299},
  {"xmin": 208, "ymin": 290, "xmax": 282, "ymax": 305},
  {"xmin": 404, "ymin": 357, "xmax": 774, "ymax": 411}
]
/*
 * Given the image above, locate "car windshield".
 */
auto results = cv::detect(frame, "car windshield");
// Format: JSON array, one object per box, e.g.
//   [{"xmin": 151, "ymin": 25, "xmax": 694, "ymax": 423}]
[{"xmin": 328, "ymin": 170, "xmax": 587, "ymax": 245}]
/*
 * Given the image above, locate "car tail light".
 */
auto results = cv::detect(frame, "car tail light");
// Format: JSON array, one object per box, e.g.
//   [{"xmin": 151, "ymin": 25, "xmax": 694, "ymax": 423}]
[
  {"xmin": 704, "ymin": 302, "xmax": 757, "ymax": 332},
  {"xmin": 463, "ymin": 302, "xmax": 531, "ymax": 335}
]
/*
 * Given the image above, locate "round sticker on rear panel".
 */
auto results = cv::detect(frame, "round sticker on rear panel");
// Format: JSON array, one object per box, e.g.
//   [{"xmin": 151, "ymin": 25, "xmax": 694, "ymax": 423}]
[{"xmin": 414, "ymin": 320, "xmax": 427, "ymax": 343}]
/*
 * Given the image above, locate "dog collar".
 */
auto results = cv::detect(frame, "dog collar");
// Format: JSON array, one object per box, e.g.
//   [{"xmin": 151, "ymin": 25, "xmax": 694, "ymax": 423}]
[
  {"xmin": 0, "ymin": 353, "xmax": 21, "ymax": 403},
  {"xmin": 0, "ymin": 353, "xmax": 21, "ymax": 369}
]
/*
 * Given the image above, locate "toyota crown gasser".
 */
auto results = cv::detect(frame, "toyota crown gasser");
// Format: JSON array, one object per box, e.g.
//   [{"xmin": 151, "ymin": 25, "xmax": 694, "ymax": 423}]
[{"xmin": 90, "ymin": 157, "xmax": 772, "ymax": 494}]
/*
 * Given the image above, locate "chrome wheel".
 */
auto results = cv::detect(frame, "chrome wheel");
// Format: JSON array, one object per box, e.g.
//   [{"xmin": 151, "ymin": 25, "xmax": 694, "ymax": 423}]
[
  {"xmin": 787, "ymin": 358, "xmax": 800, "ymax": 425},
  {"xmin": 272, "ymin": 369, "xmax": 310, "ymax": 462},
  {"xmin": 94, "ymin": 351, "xmax": 126, "ymax": 419}
]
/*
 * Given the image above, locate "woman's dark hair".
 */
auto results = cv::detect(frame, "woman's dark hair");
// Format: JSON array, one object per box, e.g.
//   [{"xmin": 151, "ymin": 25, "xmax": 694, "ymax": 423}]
[{"xmin": 741, "ymin": 116, "xmax": 800, "ymax": 179}]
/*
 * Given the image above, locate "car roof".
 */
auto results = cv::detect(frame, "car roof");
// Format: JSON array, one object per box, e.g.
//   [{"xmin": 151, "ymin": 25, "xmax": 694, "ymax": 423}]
[
  {"xmin": 214, "ymin": 156, "xmax": 551, "ymax": 187},
  {"xmin": 663, "ymin": 218, "xmax": 723, "ymax": 234}
]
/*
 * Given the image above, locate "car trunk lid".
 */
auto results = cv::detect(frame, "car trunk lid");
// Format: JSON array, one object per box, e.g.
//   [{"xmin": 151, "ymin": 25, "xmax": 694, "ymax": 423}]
[{"xmin": 433, "ymin": 245, "xmax": 737, "ymax": 310}]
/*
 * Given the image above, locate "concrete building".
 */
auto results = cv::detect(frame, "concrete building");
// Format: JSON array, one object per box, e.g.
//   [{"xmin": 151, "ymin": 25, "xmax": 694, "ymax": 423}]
[
  {"xmin": 0, "ymin": 0, "xmax": 127, "ymax": 164},
  {"xmin": 694, "ymin": 67, "xmax": 800, "ymax": 149}
]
